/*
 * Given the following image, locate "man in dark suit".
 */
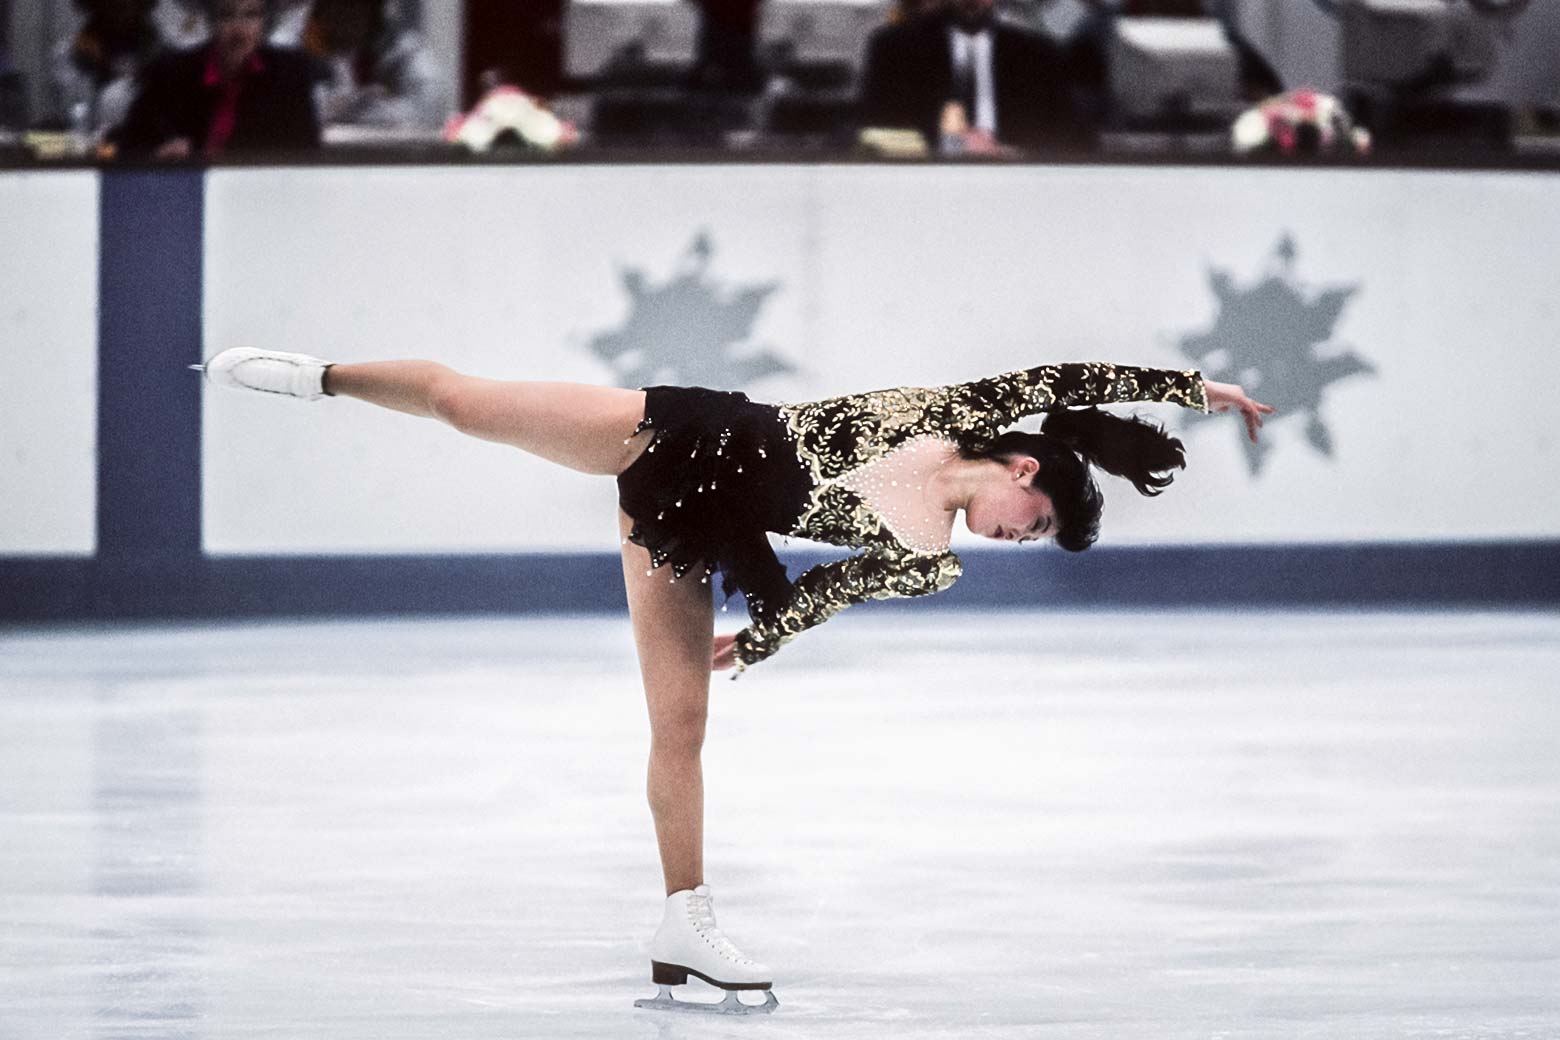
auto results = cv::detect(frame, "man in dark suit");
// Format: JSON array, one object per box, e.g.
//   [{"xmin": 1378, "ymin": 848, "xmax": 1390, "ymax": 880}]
[
  {"xmin": 116, "ymin": 0, "xmax": 320, "ymax": 158},
  {"xmin": 860, "ymin": 0, "xmax": 1090, "ymax": 155}
]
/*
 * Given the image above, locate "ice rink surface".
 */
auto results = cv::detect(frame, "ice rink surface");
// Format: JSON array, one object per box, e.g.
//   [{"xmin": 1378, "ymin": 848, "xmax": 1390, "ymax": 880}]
[{"xmin": 2, "ymin": 608, "xmax": 1558, "ymax": 1040}]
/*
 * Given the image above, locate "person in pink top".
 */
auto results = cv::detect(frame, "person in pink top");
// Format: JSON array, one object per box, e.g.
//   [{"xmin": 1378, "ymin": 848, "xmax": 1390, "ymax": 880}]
[{"xmin": 116, "ymin": 0, "xmax": 319, "ymax": 158}]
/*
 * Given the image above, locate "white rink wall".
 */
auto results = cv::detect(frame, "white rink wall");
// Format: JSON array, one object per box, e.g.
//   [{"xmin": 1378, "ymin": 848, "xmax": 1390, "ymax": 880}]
[
  {"xmin": 199, "ymin": 164, "xmax": 1560, "ymax": 554},
  {"xmin": 3, "ymin": 164, "xmax": 1558, "ymax": 558},
  {"xmin": 0, "ymin": 172, "xmax": 98, "ymax": 555}
]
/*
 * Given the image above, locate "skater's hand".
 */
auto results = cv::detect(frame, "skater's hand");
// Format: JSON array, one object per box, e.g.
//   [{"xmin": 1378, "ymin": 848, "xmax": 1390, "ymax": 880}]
[
  {"xmin": 711, "ymin": 633, "xmax": 739, "ymax": 672},
  {"xmin": 1204, "ymin": 380, "xmax": 1275, "ymax": 443}
]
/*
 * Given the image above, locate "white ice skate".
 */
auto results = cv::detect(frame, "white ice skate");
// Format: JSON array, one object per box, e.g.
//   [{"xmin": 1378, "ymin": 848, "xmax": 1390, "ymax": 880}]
[
  {"xmin": 633, "ymin": 884, "xmax": 778, "ymax": 1015},
  {"xmin": 189, "ymin": 348, "xmax": 333, "ymax": 401}
]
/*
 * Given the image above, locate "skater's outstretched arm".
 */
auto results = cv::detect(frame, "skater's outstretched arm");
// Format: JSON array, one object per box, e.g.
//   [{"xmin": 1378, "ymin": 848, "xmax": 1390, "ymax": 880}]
[
  {"xmin": 717, "ymin": 548, "xmax": 962, "ymax": 672},
  {"xmin": 933, "ymin": 362, "xmax": 1273, "ymax": 447},
  {"xmin": 933, "ymin": 361, "xmax": 1208, "ymax": 445}
]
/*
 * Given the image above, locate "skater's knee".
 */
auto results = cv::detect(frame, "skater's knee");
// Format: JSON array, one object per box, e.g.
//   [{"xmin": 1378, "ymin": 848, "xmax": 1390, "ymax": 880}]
[
  {"xmin": 650, "ymin": 705, "xmax": 708, "ymax": 756},
  {"xmin": 426, "ymin": 367, "xmax": 478, "ymax": 430},
  {"xmin": 652, "ymin": 725, "xmax": 707, "ymax": 759}
]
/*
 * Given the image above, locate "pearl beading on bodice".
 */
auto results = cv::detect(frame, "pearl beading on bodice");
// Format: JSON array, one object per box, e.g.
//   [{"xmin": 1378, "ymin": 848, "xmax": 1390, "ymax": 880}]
[{"xmin": 831, "ymin": 434, "xmax": 959, "ymax": 555}]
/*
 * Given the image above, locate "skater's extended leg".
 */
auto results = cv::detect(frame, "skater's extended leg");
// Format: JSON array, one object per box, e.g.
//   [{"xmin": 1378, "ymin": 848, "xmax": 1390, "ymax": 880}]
[
  {"xmin": 325, "ymin": 360, "xmax": 649, "ymax": 476},
  {"xmin": 321, "ymin": 360, "xmax": 449, "ymax": 418},
  {"xmin": 619, "ymin": 506, "xmax": 712, "ymax": 896}
]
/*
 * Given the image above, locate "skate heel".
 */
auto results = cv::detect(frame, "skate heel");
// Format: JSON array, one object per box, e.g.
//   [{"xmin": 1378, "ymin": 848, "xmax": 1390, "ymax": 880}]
[{"xmin": 651, "ymin": 961, "xmax": 689, "ymax": 985}]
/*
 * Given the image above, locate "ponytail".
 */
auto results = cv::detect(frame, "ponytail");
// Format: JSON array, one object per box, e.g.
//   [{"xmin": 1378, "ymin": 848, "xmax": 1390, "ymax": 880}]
[
  {"xmin": 1039, "ymin": 407, "xmax": 1186, "ymax": 497},
  {"xmin": 957, "ymin": 408, "xmax": 1187, "ymax": 552}
]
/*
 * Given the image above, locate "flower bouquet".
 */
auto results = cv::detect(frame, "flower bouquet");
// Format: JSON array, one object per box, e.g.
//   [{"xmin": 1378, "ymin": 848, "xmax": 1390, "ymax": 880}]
[{"xmin": 1232, "ymin": 89, "xmax": 1371, "ymax": 157}]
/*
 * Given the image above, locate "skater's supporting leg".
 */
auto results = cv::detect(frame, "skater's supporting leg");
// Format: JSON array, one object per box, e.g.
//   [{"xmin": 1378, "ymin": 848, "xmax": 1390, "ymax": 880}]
[
  {"xmin": 619, "ymin": 506, "xmax": 712, "ymax": 896},
  {"xmin": 325, "ymin": 360, "xmax": 650, "ymax": 476}
]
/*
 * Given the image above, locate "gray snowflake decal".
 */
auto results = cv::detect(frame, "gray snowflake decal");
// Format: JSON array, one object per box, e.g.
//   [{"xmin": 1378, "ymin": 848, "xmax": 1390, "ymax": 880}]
[
  {"xmin": 1178, "ymin": 233, "xmax": 1377, "ymax": 475},
  {"xmin": 588, "ymin": 232, "xmax": 796, "ymax": 390}
]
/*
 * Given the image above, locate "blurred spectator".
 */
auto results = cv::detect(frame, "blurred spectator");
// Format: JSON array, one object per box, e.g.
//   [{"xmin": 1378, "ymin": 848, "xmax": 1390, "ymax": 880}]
[
  {"xmin": 152, "ymin": 0, "xmax": 312, "ymax": 48},
  {"xmin": 302, "ymin": 0, "xmax": 444, "ymax": 129},
  {"xmin": 51, "ymin": 0, "xmax": 166, "ymax": 138},
  {"xmin": 860, "ymin": 0, "xmax": 1089, "ymax": 154},
  {"xmin": 116, "ymin": 0, "xmax": 320, "ymax": 157}
]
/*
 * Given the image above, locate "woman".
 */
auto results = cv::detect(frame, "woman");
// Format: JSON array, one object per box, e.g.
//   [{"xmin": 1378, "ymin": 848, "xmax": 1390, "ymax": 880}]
[
  {"xmin": 116, "ymin": 0, "xmax": 319, "ymax": 158},
  {"xmin": 302, "ymin": 0, "xmax": 445, "ymax": 131},
  {"xmin": 194, "ymin": 346, "xmax": 1272, "ymax": 1015},
  {"xmin": 51, "ymin": 0, "xmax": 165, "ymax": 142}
]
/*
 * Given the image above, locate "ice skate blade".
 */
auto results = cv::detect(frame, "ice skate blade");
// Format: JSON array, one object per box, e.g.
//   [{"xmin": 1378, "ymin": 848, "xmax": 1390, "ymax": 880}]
[{"xmin": 634, "ymin": 985, "xmax": 778, "ymax": 1015}]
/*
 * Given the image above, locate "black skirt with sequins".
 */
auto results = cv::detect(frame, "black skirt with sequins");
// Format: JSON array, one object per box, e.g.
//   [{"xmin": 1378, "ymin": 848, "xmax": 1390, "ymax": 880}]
[{"xmin": 616, "ymin": 385, "xmax": 813, "ymax": 622}]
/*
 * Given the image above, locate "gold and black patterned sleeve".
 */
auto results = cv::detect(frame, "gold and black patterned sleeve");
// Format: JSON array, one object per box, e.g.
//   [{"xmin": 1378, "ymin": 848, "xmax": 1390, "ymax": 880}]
[
  {"xmin": 937, "ymin": 362, "xmax": 1208, "ymax": 442},
  {"xmin": 732, "ymin": 550, "xmax": 963, "ymax": 670}
]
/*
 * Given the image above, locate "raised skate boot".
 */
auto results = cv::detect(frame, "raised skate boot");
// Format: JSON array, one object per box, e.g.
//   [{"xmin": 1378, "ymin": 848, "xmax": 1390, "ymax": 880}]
[
  {"xmin": 190, "ymin": 348, "xmax": 332, "ymax": 401},
  {"xmin": 633, "ymin": 884, "xmax": 778, "ymax": 1015}
]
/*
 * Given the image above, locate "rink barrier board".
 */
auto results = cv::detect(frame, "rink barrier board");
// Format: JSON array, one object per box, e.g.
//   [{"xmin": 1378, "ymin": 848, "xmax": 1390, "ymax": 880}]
[
  {"xmin": 3, "ymin": 542, "xmax": 1560, "ymax": 622},
  {"xmin": 97, "ymin": 170, "xmax": 205, "ymax": 573},
  {"xmin": 3, "ymin": 167, "xmax": 1559, "ymax": 622}
]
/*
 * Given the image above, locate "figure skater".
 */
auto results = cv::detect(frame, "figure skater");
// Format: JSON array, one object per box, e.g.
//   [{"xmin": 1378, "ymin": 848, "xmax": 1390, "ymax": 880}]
[{"xmin": 193, "ymin": 347, "xmax": 1272, "ymax": 1015}]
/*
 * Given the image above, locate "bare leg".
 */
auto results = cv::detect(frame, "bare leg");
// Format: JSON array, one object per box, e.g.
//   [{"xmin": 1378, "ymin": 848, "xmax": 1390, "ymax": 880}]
[
  {"xmin": 619, "ymin": 506, "xmax": 713, "ymax": 896},
  {"xmin": 326, "ymin": 360, "xmax": 710, "ymax": 894},
  {"xmin": 324, "ymin": 360, "xmax": 649, "ymax": 476}
]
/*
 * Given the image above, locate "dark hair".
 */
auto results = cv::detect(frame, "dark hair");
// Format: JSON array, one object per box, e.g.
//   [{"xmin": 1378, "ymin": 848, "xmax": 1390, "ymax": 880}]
[
  {"xmin": 203, "ymin": 0, "xmax": 276, "ymax": 21},
  {"xmin": 957, "ymin": 408, "xmax": 1186, "ymax": 553},
  {"xmin": 1041, "ymin": 407, "xmax": 1186, "ymax": 496}
]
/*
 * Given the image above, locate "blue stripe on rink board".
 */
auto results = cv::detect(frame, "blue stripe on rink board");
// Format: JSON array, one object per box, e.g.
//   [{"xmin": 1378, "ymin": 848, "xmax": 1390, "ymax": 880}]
[
  {"xmin": 94, "ymin": 170, "xmax": 206, "ymax": 616},
  {"xmin": 3, "ymin": 543, "xmax": 1559, "ymax": 622}
]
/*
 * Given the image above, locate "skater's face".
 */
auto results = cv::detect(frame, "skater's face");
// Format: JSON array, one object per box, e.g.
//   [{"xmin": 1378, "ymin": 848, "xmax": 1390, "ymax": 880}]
[{"xmin": 966, "ymin": 456, "xmax": 1057, "ymax": 544}]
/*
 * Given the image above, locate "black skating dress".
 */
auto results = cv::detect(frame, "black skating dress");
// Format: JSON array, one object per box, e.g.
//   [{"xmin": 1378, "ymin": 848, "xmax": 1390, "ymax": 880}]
[{"xmin": 615, "ymin": 362, "xmax": 1209, "ymax": 671}]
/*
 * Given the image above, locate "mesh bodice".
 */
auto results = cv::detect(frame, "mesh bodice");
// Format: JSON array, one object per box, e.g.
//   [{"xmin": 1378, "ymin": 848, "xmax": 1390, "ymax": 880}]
[{"xmin": 833, "ymin": 435, "xmax": 960, "ymax": 555}]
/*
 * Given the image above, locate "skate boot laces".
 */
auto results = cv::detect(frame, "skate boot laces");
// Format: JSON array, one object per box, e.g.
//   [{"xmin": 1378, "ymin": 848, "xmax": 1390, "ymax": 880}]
[{"xmin": 687, "ymin": 893, "xmax": 756, "ymax": 966}]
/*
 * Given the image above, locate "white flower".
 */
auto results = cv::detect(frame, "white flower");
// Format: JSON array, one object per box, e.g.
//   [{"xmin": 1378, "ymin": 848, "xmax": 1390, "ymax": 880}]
[
  {"xmin": 444, "ymin": 86, "xmax": 577, "ymax": 154},
  {"xmin": 1231, "ymin": 108, "xmax": 1269, "ymax": 153}
]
